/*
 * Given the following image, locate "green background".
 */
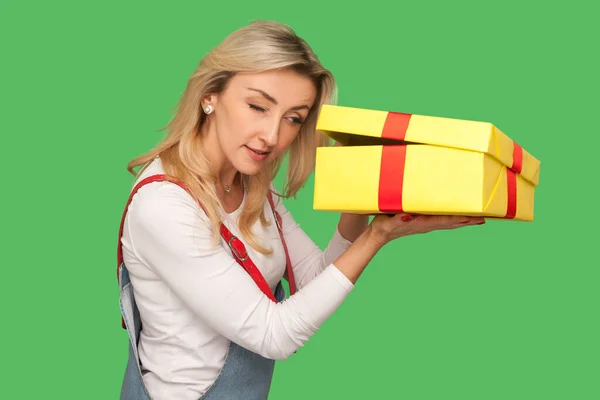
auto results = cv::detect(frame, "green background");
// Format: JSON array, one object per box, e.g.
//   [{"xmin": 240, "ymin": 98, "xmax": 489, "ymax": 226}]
[{"xmin": 2, "ymin": 1, "xmax": 598, "ymax": 399}]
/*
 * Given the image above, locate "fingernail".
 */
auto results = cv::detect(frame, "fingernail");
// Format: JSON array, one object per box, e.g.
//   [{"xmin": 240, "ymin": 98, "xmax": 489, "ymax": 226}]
[{"xmin": 401, "ymin": 215, "xmax": 413, "ymax": 222}]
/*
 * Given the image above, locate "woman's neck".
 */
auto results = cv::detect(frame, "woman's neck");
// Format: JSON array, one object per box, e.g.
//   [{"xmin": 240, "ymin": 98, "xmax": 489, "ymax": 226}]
[{"xmin": 201, "ymin": 122, "xmax": 240, "ymax": 191}]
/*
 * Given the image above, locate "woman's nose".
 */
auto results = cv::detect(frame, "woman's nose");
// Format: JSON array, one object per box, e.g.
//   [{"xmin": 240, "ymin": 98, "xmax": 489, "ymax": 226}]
[{"xmin": 260, "ymin": 120, "xmax": 280, "ymax": 147}]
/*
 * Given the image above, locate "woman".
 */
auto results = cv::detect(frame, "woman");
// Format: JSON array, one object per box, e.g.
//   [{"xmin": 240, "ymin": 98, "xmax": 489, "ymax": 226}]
[{"xmin": 116, "ymin": 20, "xmax": 485, "ymax": 400}]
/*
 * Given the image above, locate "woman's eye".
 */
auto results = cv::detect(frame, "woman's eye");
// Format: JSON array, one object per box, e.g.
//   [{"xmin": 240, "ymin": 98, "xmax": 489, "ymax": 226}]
[
  {"xmin": 248, "ymin": 103, "xmax": 266, "ymax": 113},
  {"xmin": 248, "ymin": 103, "xmax": 303, "ymax": 125}
]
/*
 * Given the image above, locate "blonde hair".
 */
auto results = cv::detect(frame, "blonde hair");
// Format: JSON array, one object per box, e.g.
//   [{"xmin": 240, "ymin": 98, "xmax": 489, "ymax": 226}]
[{"xmin": 127, "ymin": 20, "xmax": 337, "ymax": 254}]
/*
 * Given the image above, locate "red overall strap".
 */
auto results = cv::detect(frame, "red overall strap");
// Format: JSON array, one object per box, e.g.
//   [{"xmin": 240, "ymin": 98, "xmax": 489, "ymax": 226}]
[
  {"xmin": 218, "ymin": 224, "xmax": 278, "ymax": 302},
  {"xmin": 267, "ymin": 191, "xmax": 297, "ymax": 296},
  {"xmin": 116, "ymin": 174, "xmax": 199, "ymax": 272},
  {"xmin": 117, "ymin": 174, "xmax": 296, "ymax": 328}
]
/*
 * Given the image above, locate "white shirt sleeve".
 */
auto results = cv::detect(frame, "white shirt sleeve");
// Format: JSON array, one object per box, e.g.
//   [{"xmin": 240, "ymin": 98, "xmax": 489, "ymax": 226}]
[
  {"xmin": 270, "ymin": 187, "xmax": 354, "ymax": 290},
  {"xmin": 124, "ymin": 181, "xmax": 355, "ymax": 360}
]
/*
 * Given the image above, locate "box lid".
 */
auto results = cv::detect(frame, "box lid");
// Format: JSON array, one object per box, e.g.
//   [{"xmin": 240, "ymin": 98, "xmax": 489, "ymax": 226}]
[{"xmin": 316, "ymin": 104, "xmax": 540, "ymax": 187}]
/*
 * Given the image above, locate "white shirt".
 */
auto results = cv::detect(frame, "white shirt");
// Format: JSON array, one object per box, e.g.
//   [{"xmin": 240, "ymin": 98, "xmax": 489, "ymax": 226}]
[{"xmin": 121, "ymin": 158, "xmax": 355, "ymax": 400}]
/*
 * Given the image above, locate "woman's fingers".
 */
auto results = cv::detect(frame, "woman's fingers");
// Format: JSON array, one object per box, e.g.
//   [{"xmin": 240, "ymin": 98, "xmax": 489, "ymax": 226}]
[
  {"xmin": 407, "ymin": 214, "xmax": 485, "ymax": 231},
  {"xmin": 431, "ymin": 215, "xmax": 485, "ymax": 229},
  {"xmin": 373, "ymin": 213, "xmax": 485, "ymax": 231},
  {"xmin": 370, "ymin": 212, "xmax": 486, "ymax": 245},
  {"xmin": 387, "ymin": 213, "xmax": 417, "ymax": 224}
]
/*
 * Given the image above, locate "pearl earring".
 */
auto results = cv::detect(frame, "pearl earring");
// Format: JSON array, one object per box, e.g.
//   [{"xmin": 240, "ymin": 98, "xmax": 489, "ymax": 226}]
[{"xmin": 204, "ymin": 105, "xmax": 213, "ymax": 114}]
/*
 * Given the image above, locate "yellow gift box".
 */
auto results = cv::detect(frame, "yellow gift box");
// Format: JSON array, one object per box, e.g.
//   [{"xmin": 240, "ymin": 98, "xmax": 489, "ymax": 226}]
[{"xmin": 313, "ymin": 105, "xmax": 540, "ymax": 221}]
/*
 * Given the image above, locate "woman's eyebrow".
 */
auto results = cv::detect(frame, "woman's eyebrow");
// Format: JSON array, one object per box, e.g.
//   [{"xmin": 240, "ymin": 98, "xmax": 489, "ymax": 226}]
[{"xmin": 246, "ymin": 87, "xmax": 310, "ymax": 111}]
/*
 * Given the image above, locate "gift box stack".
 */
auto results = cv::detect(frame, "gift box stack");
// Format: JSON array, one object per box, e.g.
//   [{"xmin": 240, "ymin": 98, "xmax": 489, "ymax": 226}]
[{"xmin": 313, "ymin": 105, "xmax": 540, "ymax": 221}]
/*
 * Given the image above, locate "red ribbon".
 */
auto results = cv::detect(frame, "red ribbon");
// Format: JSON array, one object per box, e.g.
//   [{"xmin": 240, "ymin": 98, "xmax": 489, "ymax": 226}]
[
  {"xmin": 504, "ymin": 141, "xmax": 523, "ymax": 219},
  {"xmin": 378, "ymin": 112, "xmax": 411, "ymax": 212},
  {"xmin": 377, "ymin": 111, "xmax": 524, "ymax": 219}
]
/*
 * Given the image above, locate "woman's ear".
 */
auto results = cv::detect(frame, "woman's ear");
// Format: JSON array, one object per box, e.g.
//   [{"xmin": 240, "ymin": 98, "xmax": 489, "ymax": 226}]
[{"xmin": 201, "ymin": 93, "xmax": 218, "ymax": 108}]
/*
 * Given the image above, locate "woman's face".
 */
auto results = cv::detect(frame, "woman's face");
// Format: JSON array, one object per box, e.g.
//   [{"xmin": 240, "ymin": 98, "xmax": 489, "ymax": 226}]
[{"xmin": 203, "ymin": 68, "xmax": 317, "ymax": 176}]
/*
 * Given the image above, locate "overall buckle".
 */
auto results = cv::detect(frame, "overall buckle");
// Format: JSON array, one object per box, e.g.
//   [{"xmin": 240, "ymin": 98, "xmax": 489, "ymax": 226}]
[{"xmin": 228, "ymin": 235, "xmax": 248, "ymax": 261}]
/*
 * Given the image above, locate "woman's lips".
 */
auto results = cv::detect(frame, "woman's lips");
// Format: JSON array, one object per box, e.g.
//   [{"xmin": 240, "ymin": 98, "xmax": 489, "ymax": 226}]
[{"xmin": 245, "ymin": 145, "xmax": 270, "ymax": 161}]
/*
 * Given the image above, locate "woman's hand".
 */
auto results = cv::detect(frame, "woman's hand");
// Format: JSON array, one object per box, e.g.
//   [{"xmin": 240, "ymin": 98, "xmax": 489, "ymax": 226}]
[
  {"xmin": 332, "ymin": 212, "xmax": 485, "ymax": 284},
  {"xmin": 368, "ymin": 213, "xmax": 485, "ymax": 247}
]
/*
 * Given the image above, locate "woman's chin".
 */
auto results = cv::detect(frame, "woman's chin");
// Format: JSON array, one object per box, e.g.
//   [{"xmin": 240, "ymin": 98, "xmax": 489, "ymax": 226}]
[
  {"xmin": 233, "ymin": 151, "xmax": 272, "ymax": 176},
  {"xmin": 234, "ymin": 160, "xmax": 264, "ymax": 176}
]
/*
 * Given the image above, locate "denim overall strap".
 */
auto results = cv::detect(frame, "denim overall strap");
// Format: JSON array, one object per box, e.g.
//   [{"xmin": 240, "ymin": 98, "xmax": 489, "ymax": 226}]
[
  {"xmin": 119, "ymin": 262, "xmax": 151, "ymax": 399},
  {"xmin": 117, "ymin": 174, "xmax": 297, "ymax": 399},
  {"xmin": 266, "ymin": 190, "xmax": 297, "ymax": 296}
]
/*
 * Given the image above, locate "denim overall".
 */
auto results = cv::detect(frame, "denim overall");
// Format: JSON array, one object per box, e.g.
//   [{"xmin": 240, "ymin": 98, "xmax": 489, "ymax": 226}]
[{"xmin": 116, "ymin": 174, "xmax": 297, "ymax": 400}]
